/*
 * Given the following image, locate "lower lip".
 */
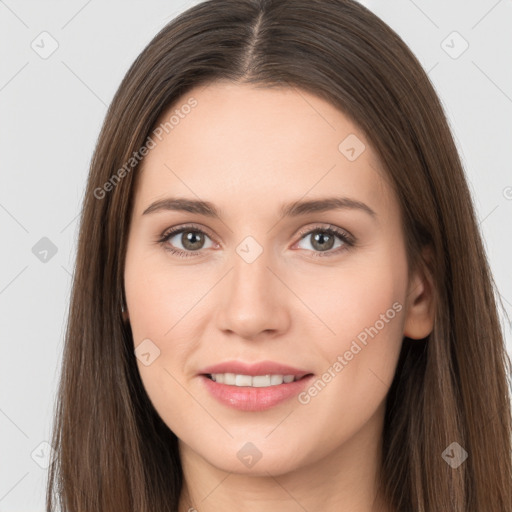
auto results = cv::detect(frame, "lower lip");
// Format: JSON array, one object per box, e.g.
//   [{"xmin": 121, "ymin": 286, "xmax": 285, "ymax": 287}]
[{"xmin": 199, "ymin": 374, "xmax": 315, "ymax": 411}]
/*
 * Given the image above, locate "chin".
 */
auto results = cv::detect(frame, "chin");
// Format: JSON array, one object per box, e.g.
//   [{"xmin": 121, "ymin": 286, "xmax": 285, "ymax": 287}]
[{"xmin": 190, "ymin": 439, "xmax": 310, "ymax": 476}]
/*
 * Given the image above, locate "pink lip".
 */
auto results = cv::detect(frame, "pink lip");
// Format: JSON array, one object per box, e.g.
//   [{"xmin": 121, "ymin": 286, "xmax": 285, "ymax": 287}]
[
  {"xmin": 198, "ymin": 360, "xmax": 314, "ymax": 412},
  {"xmin": 199, "ymin": 360, "xmax": 311, "ymax": 378},
  {"xmin": 199, "ymin": 374, "xmax": 315, "ymax": 411}
]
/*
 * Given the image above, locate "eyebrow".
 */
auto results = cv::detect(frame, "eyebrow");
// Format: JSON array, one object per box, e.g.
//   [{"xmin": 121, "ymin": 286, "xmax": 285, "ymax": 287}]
[{"xmin": 142, "ymin": 196, "xmax": 377, "ymax": 219}]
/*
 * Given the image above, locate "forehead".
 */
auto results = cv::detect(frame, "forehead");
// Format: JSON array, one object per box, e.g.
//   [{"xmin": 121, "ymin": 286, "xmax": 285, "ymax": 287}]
[{"xmin": 133, "ymin": 81, "xmax": 394, "ymax": 221}]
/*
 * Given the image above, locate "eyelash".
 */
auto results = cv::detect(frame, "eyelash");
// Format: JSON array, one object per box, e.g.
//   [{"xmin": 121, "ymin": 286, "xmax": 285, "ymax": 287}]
[{"xmin": 157, "ymin": 223, "xmax": 355, "ymax": 259}]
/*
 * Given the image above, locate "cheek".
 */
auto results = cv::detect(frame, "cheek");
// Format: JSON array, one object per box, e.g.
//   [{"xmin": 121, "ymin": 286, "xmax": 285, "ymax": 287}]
[
  {"xmin": 296, "ymin": 244, "xmax": 407, "ymax": 426},
  {"xmin": 307, "ymin": 242, "xmax": 407, "ymax": 350},
  {"xmin": 124, "ymin": 246, "xmax": 193, "ymax": 383},
  {"xmin": 331, "ymin": 268, "xmax": 404, "ymax": 350},
  {"xmin": 124, "ymin": 249, "xmax": 201, "ymax": 427},
  {"xmin": 124, "ymin": 246, "xmax": 199, "ymax": 344}
]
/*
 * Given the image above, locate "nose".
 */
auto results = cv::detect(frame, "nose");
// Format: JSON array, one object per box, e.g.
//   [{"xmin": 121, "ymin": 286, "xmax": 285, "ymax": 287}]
[{"xmin": 214, "ymin": 246, "xmax": 291, "ymax": 340}]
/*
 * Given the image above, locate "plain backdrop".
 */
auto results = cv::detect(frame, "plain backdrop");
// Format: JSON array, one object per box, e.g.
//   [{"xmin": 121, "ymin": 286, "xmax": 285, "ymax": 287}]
[{"xmin": 0, "ymin": 0, "xmax": 511, "ymax": 509}]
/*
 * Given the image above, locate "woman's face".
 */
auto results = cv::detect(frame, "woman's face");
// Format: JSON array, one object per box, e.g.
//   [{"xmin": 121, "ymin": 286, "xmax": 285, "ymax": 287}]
[{"xmin": 124, "ymin": 80, "xmax": 432, "ymax": 476}]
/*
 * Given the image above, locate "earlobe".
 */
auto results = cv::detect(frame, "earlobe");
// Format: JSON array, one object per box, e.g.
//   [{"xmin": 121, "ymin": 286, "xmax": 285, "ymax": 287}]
[{"xmin": 403, "ymin": 247, "xmax": 436, "ymax": 340}]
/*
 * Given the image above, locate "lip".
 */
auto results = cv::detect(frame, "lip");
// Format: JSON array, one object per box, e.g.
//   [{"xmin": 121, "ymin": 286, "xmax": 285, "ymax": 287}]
[
  {"xmin": 199, "ymin": 360, "xmax": 311, "ymax": 378},
  {"xmin": 198, "ymin": 360, "xmax": 315, "ymax": 412}
]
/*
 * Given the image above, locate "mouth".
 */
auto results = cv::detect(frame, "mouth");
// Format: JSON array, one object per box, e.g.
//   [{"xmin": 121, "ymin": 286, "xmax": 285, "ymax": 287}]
[
  {"xmin": 197, "ymin": 360, "xmax": 315, "ymax": 410},
  {"xmin": 199, "ymin": 371, "xmax": 316, "ymax": 411},
  {"xmin": 202, "ymin": 372, "xmax": 313, "ymax": 387}
]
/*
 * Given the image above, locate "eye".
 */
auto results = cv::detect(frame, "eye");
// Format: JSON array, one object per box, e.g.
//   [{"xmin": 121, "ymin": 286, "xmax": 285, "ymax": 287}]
[
  {"xmin": 158, "ymin": 224, "xmax": 216, "ymax": 258},
  {"xmin": 294, "ymin": 225, "xmax": 354, "ymax": 258},
  {"xmin": 157, "ymin": 223, "xmax": 355, "ymax": 259}
]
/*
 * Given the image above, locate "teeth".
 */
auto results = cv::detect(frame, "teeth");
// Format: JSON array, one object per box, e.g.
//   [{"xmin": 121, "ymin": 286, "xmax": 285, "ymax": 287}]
[
  {"xmin": 235, "ymin": 374, "xmax": 252, "ymax": 386},
  {"xmin": 209, "ymin": 373, "xmax": 299, "ymax": 387}
]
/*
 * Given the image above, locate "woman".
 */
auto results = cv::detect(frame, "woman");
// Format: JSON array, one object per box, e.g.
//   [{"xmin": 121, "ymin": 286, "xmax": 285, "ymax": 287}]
[{"xmin": 46, "ymin": 0, "xmax": 512, "ymax": 510}]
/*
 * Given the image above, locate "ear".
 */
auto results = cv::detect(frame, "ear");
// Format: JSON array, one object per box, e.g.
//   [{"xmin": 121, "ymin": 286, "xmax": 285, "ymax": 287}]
[{"xmin": 403, "ymin": 246, "xmax": 436, "ymax": 340}]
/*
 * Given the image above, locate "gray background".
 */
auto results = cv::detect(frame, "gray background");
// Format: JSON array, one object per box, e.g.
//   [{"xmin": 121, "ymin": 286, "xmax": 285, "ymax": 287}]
[{"xmin": 0, "ymin": 0, "xmax": 511, "ymax": 509}]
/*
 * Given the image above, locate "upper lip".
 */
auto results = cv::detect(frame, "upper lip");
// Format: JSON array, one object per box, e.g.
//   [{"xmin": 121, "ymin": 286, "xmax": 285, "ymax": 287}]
[{"xmin": 199, "ymin": 360, "xmax": 313, "ymax": 378}]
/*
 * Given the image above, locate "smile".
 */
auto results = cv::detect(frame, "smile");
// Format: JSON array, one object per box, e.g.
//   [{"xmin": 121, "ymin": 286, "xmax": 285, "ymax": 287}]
[
  {"xmin": 200, "ymin": 373, "xmax": 315, "ymax": 411},
  {"xmin": 207, "ymin": 373, "xmax": 303, "ymax": 387}
]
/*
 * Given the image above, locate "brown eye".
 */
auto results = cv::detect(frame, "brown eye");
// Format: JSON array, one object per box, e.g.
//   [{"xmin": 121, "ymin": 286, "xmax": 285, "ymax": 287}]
[
  {"xmin": 159, "ymin": 226, "xmax": 215, "ymax": 257},
  {"xmin": 308, "ymin": 230, "xmax": 336, "ymax": 251},
  {"xmin": 295, "ymin": 226, "xmax": 354, "ymax": 258},
  {"xmin": 179, "ymin": 230, "xmax": 206, "ymax": 251}
]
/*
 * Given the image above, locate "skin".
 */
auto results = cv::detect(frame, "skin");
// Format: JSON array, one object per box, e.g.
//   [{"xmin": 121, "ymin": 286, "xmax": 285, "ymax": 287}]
[{"xmin": 123, "ymin": 80, "xmax": 435, "ymax": 512}]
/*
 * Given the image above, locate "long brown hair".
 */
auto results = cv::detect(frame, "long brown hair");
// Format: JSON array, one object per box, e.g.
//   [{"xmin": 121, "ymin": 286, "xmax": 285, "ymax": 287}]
[{"xmin": 46, "ymin": 0, "xmax": 512, "ymax": 510}]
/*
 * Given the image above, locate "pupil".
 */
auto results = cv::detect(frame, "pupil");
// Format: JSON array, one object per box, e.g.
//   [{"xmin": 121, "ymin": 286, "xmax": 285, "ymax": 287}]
[
  {"xmin": 182, "ymin": 231, "xmax": 204, "ymax": 250},
  {"xmin": 312, "ymin": 231, "xmax": 334, "ymax": 251}
]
